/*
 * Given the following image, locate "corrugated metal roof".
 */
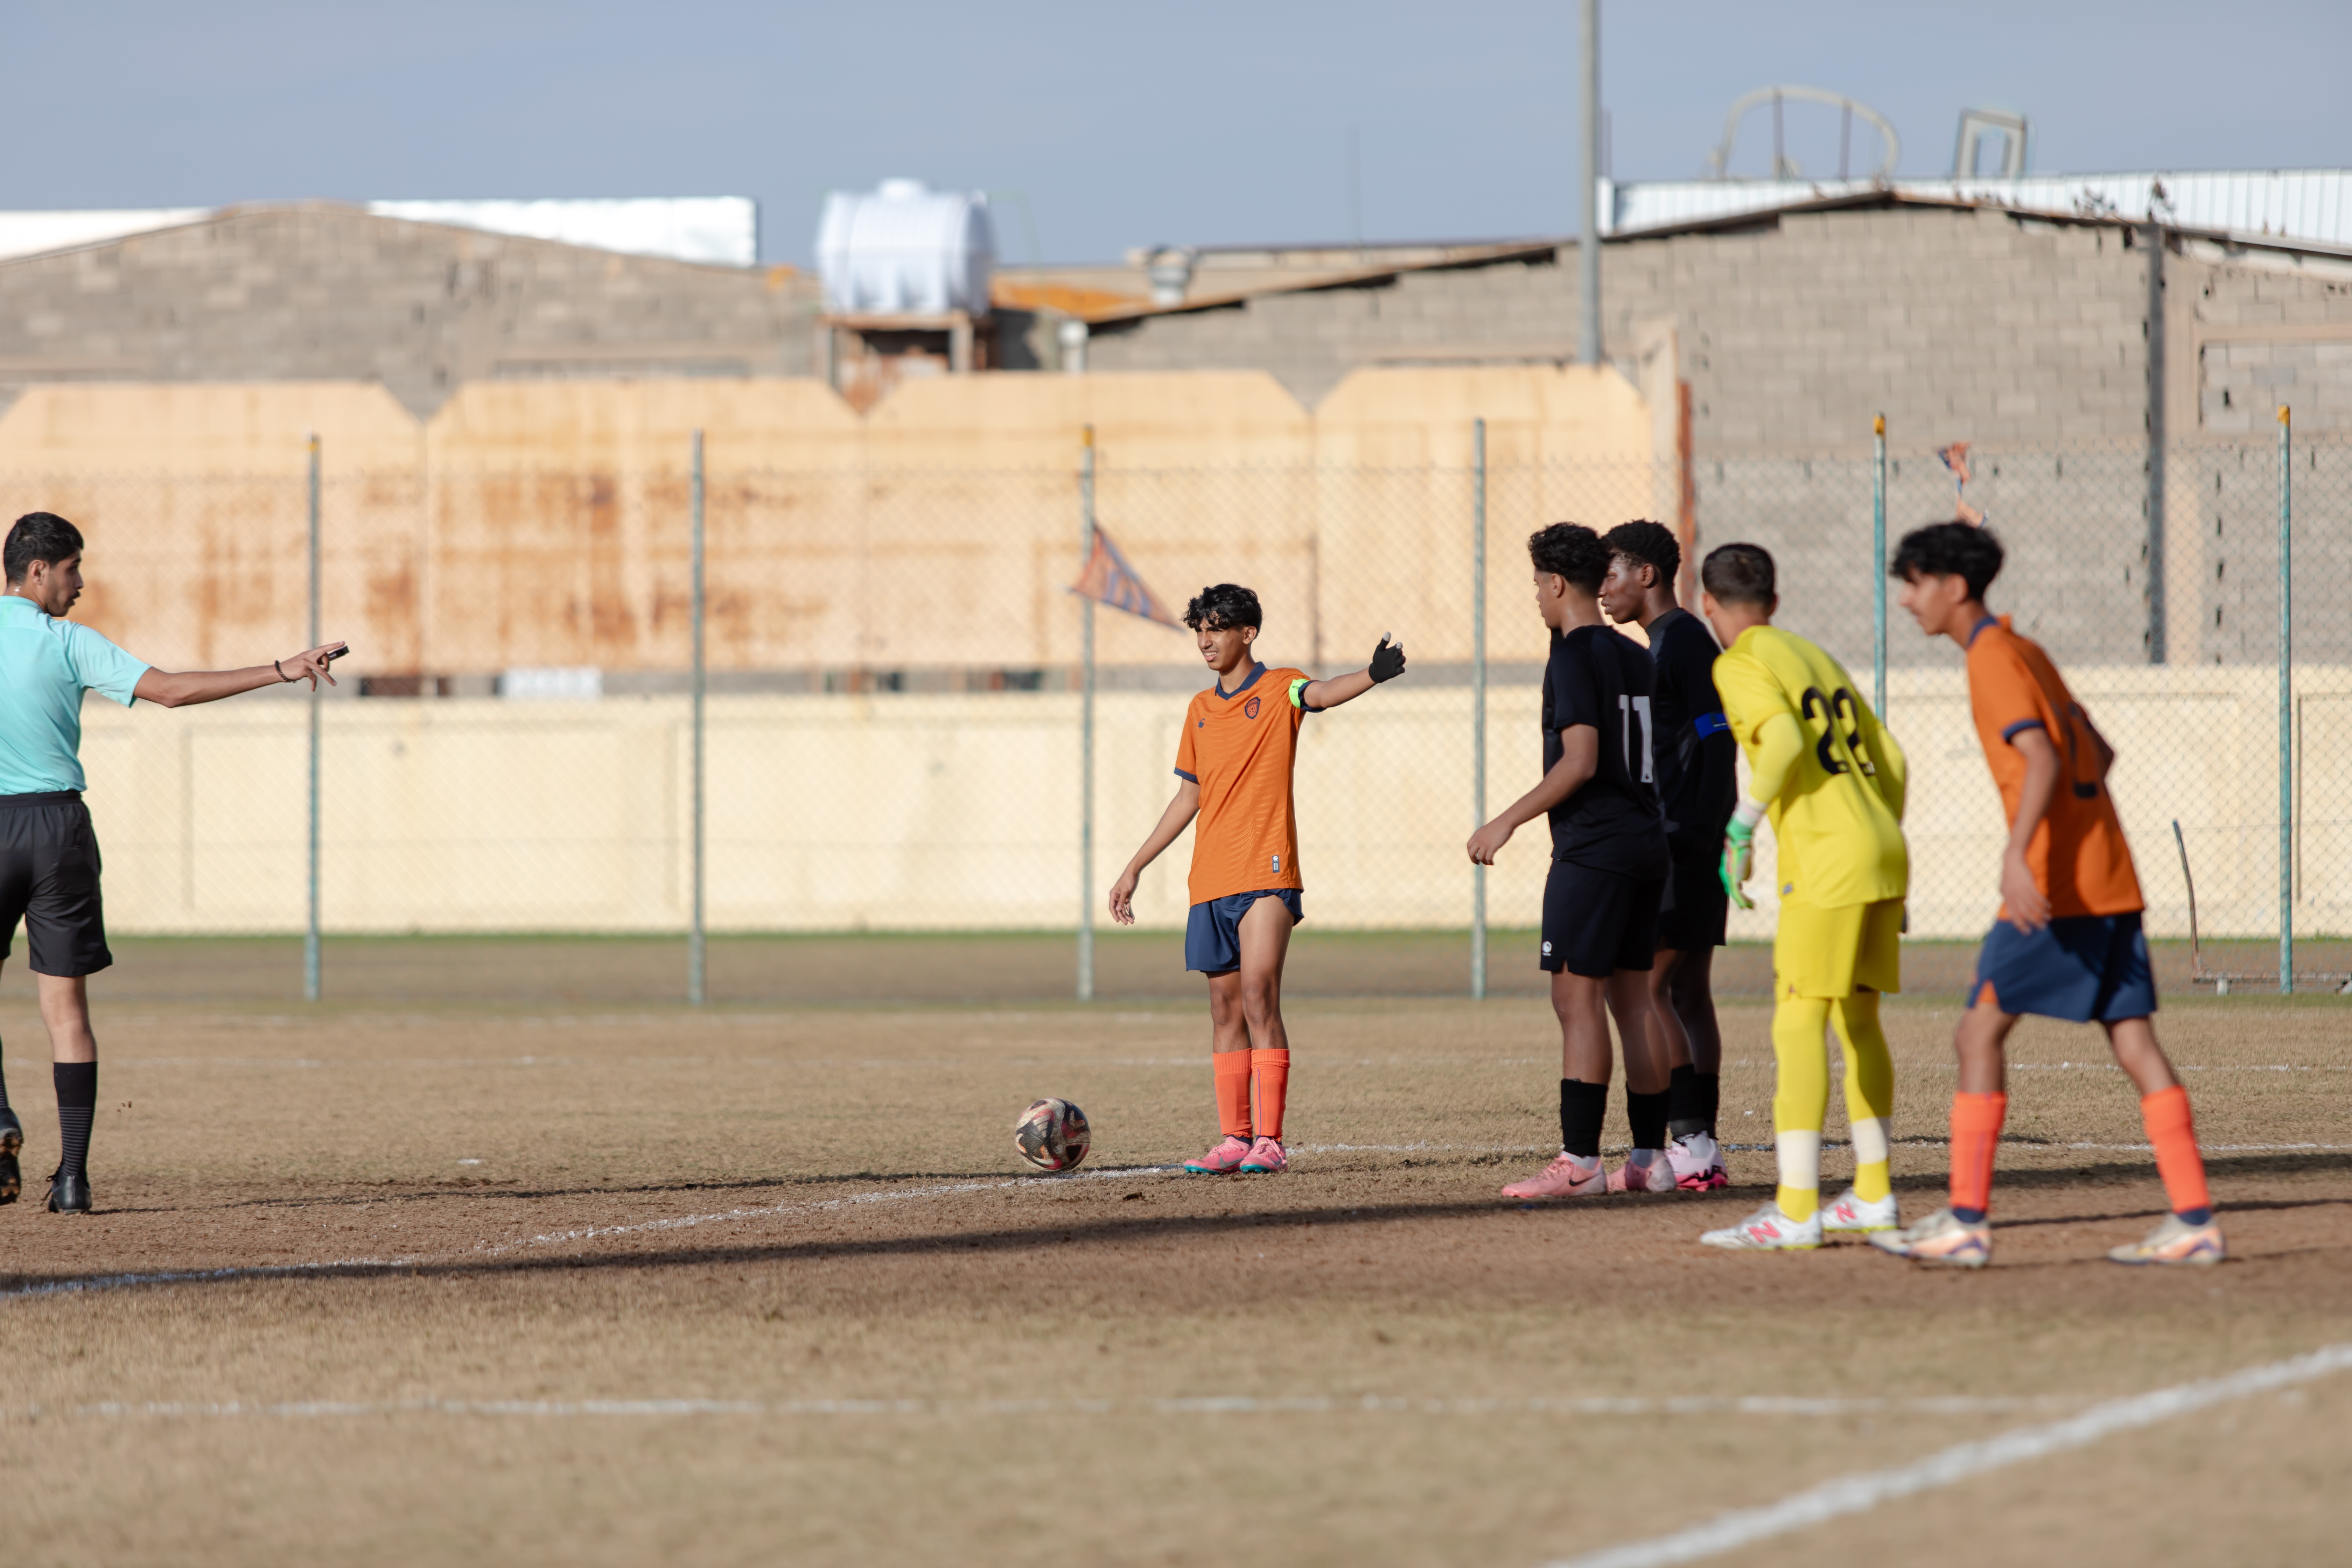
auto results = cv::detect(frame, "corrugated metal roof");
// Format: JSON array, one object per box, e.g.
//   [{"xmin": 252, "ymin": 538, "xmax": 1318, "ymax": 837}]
[{"xmin": 1604, "ymin": 170, "xmax": 2352, "ymax": 250}]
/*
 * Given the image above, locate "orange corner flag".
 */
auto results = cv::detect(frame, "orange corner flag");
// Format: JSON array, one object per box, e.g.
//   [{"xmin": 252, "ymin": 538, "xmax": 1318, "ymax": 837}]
[{"xmin": 1070, "ymin": 526, "xmax": 1182, "ymax": 629}]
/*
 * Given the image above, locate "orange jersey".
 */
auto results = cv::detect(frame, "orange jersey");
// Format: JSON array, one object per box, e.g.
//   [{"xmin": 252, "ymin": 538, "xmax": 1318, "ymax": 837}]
[
  {"xmin": 1964, "ymin": 616, "xmax": 2143, "ymax": 918},
  {"xmin": 1174, "ymin": 663, "xmax": 1312, "ymax": 904}
]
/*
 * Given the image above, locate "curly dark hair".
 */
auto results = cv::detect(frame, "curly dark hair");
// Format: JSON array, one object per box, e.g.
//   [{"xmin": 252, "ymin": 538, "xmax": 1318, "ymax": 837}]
[
  {"xmin": 1890, "ymin": 520, "xmax": 2005, "ymax": 601},
  {"xmin": 4, "ymin": 512, "xmax": 83, "ymax": 584},
  {"xmin": 1183, "ymin": 582, "xmax": 1262, "ymax": 631},
  {"xmin": 1700, "ymin": 542, "xmax": 1776, "ymax": 608},
  {"xmin": 1602, "ymin": 519, "xmax": 1681, "ymax": 587},
  {"xmin": 1528, "ymin": 523, "xmax": 1610, "ymax": 594}
]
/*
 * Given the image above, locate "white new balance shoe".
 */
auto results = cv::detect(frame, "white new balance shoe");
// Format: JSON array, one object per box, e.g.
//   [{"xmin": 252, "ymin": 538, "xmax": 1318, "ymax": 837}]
[
  {"xmin": 1699, "ymin": 1202, "xmax": 1823, "ymax": 1251},
  {"xmin": 1820, "ymin": 1187, "xmax": 1900, "ymax": 1237}
]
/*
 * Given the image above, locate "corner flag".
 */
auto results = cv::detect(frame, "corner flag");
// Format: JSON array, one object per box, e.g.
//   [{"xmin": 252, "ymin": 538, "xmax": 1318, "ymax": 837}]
[{"xmin": 1070, "ymin": 526, "xmax": 1181, "ymax": 628}]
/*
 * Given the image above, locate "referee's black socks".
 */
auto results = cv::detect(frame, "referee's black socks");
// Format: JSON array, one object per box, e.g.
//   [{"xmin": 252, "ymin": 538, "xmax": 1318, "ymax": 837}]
[
  {"xmin": 54, "ymin": 1062, "xmax": 95, "ymax": 1181},
  {"xmin": 1560, "ymin": 1079, "xmax": 1608, "ymax": 1161}
]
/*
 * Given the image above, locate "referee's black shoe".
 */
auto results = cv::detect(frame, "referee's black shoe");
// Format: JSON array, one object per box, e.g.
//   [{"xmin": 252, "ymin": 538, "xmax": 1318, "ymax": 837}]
[
  {"xmin": 46, "ymin": 1167, "xmax": 90, "ymax": 1215},
  {"xmin": 0, "ymin": 1106, "xmax": 21, "ymax": 1204}
]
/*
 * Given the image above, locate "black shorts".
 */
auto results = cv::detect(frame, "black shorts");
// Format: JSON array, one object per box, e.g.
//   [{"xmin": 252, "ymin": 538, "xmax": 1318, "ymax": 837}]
[
  {"xmin": 1540, "ymin": 860, "xmax": 1664, "ymax": 976},
  {"xmin": 1654, "ymin": 841, "xmax": 1729, "ymax": 951},
  {"xmin": 0, "ymin": 793, "xmax": 113, "ymax": 978}
]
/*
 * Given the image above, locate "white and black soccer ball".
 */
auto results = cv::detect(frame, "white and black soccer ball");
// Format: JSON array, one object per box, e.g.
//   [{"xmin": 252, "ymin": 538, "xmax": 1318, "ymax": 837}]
[{"xmin": 1014, "ymin": 1098, "xmax": 1091, "ymax": 1172}]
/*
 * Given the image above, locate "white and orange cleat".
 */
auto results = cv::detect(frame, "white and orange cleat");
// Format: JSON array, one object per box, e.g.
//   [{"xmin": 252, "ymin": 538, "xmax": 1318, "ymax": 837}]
[
  {"xmin": 1699, "ymin": 1202, "xmax": 1822, "ymax": 1251},
  {"xmin": 1184, "ymin": 1136, "xmax": 1254, "ymax": 1175},
  {"xmin": 1502, "ymin": 1151, "xmax": 1607, "ymax": 1200},
  {"xmin": 1607, "ymin": 1152, "xmax": 1678, "ymax": 1193},
  {"xmin": 1666, "ymin": 1132, "xmax": 1729, "ymax": 1192},
  {"xmin": 2107, "ymin": 1213, "xmax": 2225, "ymax": 1266},
  {"xmin": 1238, "ymin": 1136, "xmax": 1288, "ymax": 1173},
  {"xmin": 1868, "ymin": 1207, "xmax": 1991, "ymax": 1268}
]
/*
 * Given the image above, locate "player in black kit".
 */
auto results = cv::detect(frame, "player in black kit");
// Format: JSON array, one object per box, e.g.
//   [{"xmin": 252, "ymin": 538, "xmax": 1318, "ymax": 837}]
[
  {"xmin": 1602, "ymin": 521, "xmax": 1738, "ymax": 1191},
  {"xmin": 1469, "ymin": 523, "xmax": 1673, "ymax": 1200}
]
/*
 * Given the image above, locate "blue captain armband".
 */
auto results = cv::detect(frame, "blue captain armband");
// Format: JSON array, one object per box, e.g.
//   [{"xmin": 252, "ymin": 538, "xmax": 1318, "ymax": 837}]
[
  {"xmin": 1289, "ymin": 677, "xmax": 1318, "ymax": 712},
  {"xmin": 1694, "ymin": 710, "xmax": 1729, "ymax": 738}
]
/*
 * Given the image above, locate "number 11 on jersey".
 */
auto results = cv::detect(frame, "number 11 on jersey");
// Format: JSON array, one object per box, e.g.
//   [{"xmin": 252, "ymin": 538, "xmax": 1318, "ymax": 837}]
[{"xmin": 1618, "ymin": 694, "xmax": 1654, "ymax": 783}]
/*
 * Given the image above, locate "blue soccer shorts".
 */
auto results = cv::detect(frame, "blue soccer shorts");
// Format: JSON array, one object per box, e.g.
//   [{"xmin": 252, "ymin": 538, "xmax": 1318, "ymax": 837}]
[
  {"xmin": 1184, "ymin": 889, "xmax": 1304, "ymax": 975},
  {"xmin": 1973, "ymin": 910, "xmax": 2156, "ymax": 1023}
]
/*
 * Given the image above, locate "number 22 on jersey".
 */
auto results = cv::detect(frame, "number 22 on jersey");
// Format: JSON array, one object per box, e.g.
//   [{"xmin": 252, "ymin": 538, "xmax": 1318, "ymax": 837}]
[{"xmin": 1798, "ymin": 686, "xmax": 1877, "ymax": 779}]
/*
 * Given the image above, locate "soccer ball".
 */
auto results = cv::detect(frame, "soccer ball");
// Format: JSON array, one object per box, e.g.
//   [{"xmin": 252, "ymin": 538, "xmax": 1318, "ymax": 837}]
[{"xmin": 1014, "ymin": 1098, "xmax": 1091, "ymax": 1172}]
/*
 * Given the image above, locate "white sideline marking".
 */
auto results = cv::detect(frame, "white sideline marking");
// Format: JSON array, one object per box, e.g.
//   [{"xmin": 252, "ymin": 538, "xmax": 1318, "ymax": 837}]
[
  {"xmin": 1544, "ymin": 1341, "xmax": 2352, "ymax": 1568},
  {"xmin": 473, "ymin": 1163, "xmax": 1182, "ymax": 1257},
  {"xmin": 14, "ymin": 1391, "xmax": 2084, "ymax": 1424}
]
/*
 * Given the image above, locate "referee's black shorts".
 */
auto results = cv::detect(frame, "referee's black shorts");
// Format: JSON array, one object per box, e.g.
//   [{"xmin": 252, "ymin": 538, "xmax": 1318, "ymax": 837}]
[{"xmin": 0, "ymin": 792, "xmax": 113, "ymax": 977}]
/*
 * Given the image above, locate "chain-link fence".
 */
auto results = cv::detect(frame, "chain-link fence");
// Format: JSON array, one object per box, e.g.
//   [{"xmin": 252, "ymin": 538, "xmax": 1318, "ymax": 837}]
[{"xmin": 10, "ymin": 420, "xmax": 2348, "ymax": 998}]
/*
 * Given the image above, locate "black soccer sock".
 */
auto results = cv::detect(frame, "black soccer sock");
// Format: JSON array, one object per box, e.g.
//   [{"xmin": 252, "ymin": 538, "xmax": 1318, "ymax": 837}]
[
  {"xmin": 54, "ymin": 1062, "xmax": 95, "ymax": 1181},
  {"xmin": 1626, "ymin": 1085, "xmax": 1671, "ymax": 1153},
  {"xmin": 1667, "ymin": 1063, "xmax": 1706, "ymax": 1141},
  {"xmin": 1560, "ymin": 1079, "xmax": 1608, "ymax": 1161},
  {"xmin": 1698, "ymin": 1071, "xmax": 1721, "ymax": 1140},
  {"xmin": 0, "ymin": 1030, "xmax": 12, "ymax": 1113}
]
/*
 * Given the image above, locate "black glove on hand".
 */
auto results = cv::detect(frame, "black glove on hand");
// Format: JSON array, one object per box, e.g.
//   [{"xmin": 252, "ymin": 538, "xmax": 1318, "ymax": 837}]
[{"xmin": 1368, "ymin": 634, "xmax": 1407, "ymax": 684}]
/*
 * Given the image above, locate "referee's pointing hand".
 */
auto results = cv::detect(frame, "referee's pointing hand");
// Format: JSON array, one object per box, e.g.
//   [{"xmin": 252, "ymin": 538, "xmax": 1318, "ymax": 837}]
[{"xmin": 278, "ymin": 643, "xmax": 350, "ymax": 690}]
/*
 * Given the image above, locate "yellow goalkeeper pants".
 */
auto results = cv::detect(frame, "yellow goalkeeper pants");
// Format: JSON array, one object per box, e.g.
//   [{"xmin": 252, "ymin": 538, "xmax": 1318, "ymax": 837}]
[{"xmin": 1770, "ymin": 989, "xmax": 1896, "ymax": 1222}]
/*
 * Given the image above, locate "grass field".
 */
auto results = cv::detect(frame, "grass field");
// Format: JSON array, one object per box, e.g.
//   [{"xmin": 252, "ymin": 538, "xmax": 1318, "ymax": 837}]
[{"xmin": 1, "ymin": 941, "xmax": 2347, "ymax": 1565}]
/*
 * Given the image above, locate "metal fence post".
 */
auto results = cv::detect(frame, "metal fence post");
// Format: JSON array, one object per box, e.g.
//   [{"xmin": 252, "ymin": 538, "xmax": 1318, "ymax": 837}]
[
  {"xmin": 689, "ymin": 429, "xmax": 707, "ymax": 1007},
  {"xmin": 1078, "ymin": 427, "xmax": 1097, "ymax": 1003},
  {"xmin": 2278, "ymin": 405, "xmax": 2293, "ymax": 995},
  {"xmin": 1871, "ymin": 414, "xmax": 1887, "ymax": 720},
  {"xmin": 1470, "ymin": 419, "xmax": 1488, "ymax": 1001},
  {"xmin": 305, "ymin": 433, "xmax": 321, "ymax": 1003}
]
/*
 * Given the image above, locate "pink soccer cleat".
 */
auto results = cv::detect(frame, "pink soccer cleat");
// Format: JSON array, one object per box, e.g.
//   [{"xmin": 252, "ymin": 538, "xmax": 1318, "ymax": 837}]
[
  {"xmin": 1607, "ymin": 1153, "xmax": 1678, "ymax": 1193},
  {"xmin": 1502, "ymin": 1151, "xmax": 1606, "ymax": 1200},
  {"xmin": 1184, "ymin": 1135, "xmax": 1254, "ymax": 1174},
  {"xmin": 1667, "ymin": 1132, "xmax": 1729, "ymax": 1192},
  {"xmin": 1238, "ymin": 1136, "xmax": 1288, "ymax": 1173}
]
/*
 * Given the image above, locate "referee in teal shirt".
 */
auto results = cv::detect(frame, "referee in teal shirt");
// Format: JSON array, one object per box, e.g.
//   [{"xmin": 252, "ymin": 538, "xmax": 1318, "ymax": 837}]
[{"xmin": 0, "ymin": 512, "xmax": 343, "ymax": 1213}]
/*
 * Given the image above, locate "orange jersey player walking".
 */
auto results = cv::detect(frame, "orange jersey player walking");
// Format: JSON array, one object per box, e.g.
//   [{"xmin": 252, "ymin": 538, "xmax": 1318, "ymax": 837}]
[
  {"xmin": 1109, "ymin": 583, "xmax": 1407, "ymax": 1175},
  {"xmin": 1873, "ymin": 522, "xmax": 2223, "ymax": 1268}
]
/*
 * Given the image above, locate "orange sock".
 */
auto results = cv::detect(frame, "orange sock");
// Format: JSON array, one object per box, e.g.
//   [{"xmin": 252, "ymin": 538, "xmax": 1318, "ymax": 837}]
[
  {"xmin": 1949, "ymin": 1092, "xmax": 2007, "ymax": 1219},
  {"xmin": 1252, "ymin": 1048, "xmax": 1290, "ymax": 1142},
  {"xmin": 2141, "ymin": 1085, "xmax": 2213, "ymax": 1219},
  {"xmin": 1213, "ymin": 1052, "xmax": 1254, "ymax": 1141}
]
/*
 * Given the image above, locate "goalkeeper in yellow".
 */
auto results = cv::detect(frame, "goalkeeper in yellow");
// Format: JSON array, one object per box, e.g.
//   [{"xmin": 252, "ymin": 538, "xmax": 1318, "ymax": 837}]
[{"xmin": 1694, "ymin": 543, "xmax": 1910, "ymax": 1252}]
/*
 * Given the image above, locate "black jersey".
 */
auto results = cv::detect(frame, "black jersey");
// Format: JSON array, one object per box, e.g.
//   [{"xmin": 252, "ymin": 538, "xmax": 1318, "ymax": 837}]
[
  {"xmin": 1542, "ymin": 624, "xmax": 1670, "ymax": 878},
  {"xmin": 1644, "ymin": 607, "xmax": 1739, "ymax": 855}
]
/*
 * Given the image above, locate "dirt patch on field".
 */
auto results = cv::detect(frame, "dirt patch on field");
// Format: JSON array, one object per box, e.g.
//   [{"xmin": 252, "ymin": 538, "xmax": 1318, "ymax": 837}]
[{"xmin": 0, "ymin": 996, "xmax": 2345, "ymax": 1565}]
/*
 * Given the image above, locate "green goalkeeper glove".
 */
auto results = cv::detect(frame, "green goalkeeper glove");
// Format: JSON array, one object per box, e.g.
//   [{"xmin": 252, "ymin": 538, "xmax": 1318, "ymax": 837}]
[{"xmin": 1719, "ymin": 799, "xmax": 1764, "ymax": 910}]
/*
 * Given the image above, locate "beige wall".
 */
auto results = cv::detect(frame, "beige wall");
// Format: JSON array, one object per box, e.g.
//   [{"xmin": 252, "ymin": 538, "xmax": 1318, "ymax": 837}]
[
  {"xmin": 78, "ymin": 663, "xmax": 2321, "ymax": 943},
  {"xmin": 0, "ymin": 367, "xmax": 1660, "ymax": 680}
]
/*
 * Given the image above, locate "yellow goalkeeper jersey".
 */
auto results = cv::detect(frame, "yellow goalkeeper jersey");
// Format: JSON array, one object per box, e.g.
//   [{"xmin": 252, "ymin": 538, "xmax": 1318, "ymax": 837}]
[{"xmin": 1714, "ymin": 624, "xmax": 1909, "ymax": 909}]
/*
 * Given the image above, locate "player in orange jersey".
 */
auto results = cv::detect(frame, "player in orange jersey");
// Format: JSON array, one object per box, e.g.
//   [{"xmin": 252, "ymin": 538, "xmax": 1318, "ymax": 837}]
[
  {"xmin": 1872, "ymin": 522, "xmax": 2224, "ymax": 1267},
  {"xmin": 1108, "ymin": 582, "xmax": 1407, "ymax": 1175}
]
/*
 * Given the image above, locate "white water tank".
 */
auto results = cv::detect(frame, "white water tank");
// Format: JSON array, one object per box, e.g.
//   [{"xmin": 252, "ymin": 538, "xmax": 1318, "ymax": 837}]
[{"xmin": 815, "ymin": 179, "xmax": 995, "ymax": 316}]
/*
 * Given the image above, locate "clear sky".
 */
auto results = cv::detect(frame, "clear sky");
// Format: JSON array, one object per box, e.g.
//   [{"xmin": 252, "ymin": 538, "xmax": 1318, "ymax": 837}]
[{"xmin": 5, "ymin": 0, "xmax": 2346, "ymax": 265}]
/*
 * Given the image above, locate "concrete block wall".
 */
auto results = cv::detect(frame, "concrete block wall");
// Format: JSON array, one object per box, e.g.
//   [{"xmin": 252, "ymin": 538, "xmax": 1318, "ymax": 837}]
[
  {"xmin": 0, "ymin": 206, "xmax": 822, "ymax": 419},
  {"xmin": 1089, "ymin": 205, "xmax": 2168, "ymax": 455}
]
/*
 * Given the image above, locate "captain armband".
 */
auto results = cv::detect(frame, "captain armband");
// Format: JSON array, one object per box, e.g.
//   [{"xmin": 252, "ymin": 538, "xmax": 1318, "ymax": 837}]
[
  {"xmin": 1693, "ymin": 710, "xmax": 1729, "ymax": 738},
  {"xmin": 1289, "ymin": 677, "xmax": 1316, "ymax": 712}
]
